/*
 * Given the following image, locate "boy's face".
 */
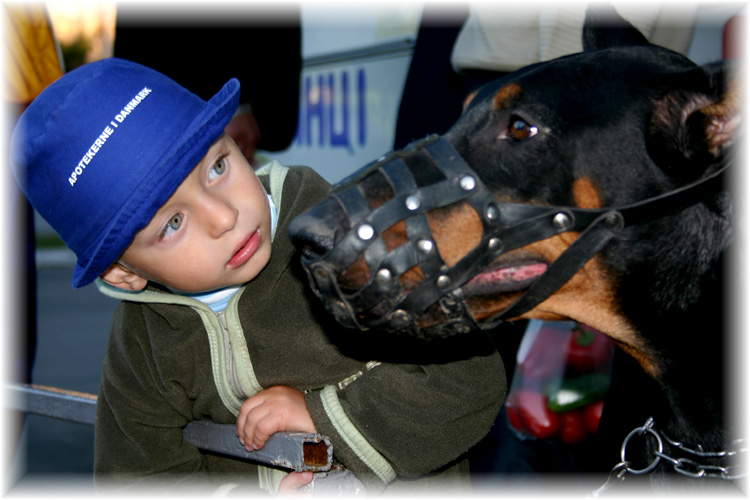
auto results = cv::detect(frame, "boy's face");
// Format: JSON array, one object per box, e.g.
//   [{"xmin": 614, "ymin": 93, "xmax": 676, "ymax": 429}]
[{"xmin": 103, "ymin": 134, "xmax": 272, "ymax": 292}]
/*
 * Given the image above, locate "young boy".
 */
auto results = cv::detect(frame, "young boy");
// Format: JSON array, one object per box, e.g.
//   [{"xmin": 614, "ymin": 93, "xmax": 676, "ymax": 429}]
[{"xmin": 11, "ymin": 58, "xmax": 506, "ymax": 495}]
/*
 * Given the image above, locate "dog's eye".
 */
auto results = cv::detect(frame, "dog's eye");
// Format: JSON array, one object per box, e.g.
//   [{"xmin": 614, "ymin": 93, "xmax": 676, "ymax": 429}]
[{"xmin": 502, "ymin": 118, "xmax": 538, "ymax": 143}]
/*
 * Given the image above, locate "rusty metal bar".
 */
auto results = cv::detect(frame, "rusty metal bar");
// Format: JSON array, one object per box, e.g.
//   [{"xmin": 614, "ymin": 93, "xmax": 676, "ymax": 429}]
[{"xmin": 183, "ymin": 420, "xmax": 332, "ymax": 472}]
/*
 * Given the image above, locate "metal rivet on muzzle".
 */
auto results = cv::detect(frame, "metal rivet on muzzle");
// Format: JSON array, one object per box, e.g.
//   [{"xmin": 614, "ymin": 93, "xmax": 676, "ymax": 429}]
[
  {"xmin": 459, "ymin": 175, "xmax": 476, "ymax": 191},
  {"xmin": 376, "ymin": 268, "xmax": 392, "ymax": 284},
  {"xmin": 553, "ymin": 212, "xmax": 573, "ymax": 231},
  {"xmin": 437, "ymin": 275, "xmax": 451, "ymax": 288},
  {"xmin": 486, "ymin": 203, "xmax": 499, "ymax": 221},
  {"xmin": 417, "ymin": 239, "xmax": 434, "ymax": 255},
  {"xmin": 488, "ymin": 237, "xmax": 502, "ymax": 251},
  {"xmin": 357, "ymin": 224, "xmax": 375, "ymax": 240},
  {"xmin": 405, "ymin": 195, "xmax": 421, "ymax": 211},
  {"xmin": 332, "ymin": 300, "xmax": 348, "ymax": 317},
  {"xmin": 389, "ymin": 309, "xmax": 410, "ymax": 327}
]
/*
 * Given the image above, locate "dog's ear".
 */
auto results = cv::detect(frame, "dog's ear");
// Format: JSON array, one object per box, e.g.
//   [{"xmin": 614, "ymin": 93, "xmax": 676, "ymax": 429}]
[
  {"xmin": 582, "ymin": 4, "xmax": 650, "ymax": 51},
  {"xmin": 647, "ymin": 63, "xmax": 741, "ymax": 181}
]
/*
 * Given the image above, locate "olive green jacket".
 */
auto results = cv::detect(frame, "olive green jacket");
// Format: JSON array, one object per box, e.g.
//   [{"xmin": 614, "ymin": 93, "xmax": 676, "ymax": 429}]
[{"xmin": 93, "ymin": 163, "xmax": 506, "ymax": 495}]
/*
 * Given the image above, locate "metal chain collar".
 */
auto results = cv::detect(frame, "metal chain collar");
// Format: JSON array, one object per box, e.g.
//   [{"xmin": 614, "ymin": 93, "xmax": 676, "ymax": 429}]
[{"xmin": 590, "ymin": 418, "xmax": 747, "ymax": 497}]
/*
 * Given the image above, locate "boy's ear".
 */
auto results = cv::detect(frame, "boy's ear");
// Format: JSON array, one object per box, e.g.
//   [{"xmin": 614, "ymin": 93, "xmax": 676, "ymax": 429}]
[{"xmin": 100, "ymin": 263, "xmax": 148, "ymax": 291}]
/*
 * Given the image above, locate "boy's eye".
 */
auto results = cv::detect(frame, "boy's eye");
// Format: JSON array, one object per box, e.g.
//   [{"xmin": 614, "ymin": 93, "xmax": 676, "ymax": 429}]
[
  {"xmin": 161, "ymin": 213, "xmax": 183, "ymax": 239},
  {"xmin": 208, "ymin": 157, "xmax": 228, "ymax": 181}
]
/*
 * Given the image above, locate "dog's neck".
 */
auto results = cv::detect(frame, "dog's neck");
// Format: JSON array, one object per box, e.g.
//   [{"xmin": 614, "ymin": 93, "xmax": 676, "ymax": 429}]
[
  {"xmin": 613, "ymin": 189, "xmax": 733, "ymax": 464},
  {"xmin": 638, "ymin": 258, "xmax": 730, "ymax": 455}
]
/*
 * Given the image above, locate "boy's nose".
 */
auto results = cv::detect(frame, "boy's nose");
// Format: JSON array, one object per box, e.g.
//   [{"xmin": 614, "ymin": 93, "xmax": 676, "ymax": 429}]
[{"xmin": 200, "ymin": 194, "xmax": 238, "ymax": 237}]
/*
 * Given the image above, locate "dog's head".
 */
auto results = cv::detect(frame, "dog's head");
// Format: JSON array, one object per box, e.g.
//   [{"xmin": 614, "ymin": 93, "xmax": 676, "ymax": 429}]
[{"xmin": 290, "ymin": 10, "xmax": 739, "ymax": 377}]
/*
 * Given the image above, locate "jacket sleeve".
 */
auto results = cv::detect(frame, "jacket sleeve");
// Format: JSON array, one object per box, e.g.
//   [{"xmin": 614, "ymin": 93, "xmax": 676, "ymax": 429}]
[
  {"xmin": 95, "ymin": 302, "xmax": 197, "ymax": 486},
  {"xmin": 304, "ymin": 330, "xmax": 506, "ymax": 491}
]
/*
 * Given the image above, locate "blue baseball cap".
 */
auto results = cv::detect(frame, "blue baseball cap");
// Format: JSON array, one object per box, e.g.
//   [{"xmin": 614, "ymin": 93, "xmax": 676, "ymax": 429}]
[{"xmin": 10, "ymin": 58, "xmax": 240, "ymax": 288}]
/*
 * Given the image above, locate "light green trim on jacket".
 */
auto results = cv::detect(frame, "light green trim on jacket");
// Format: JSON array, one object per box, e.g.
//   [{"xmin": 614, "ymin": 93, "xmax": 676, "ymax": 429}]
[
  {"xmin": 222, "ymin": 289, "xmax": 263, "ymax": 408},
  {"xmin": 320, "ymin": 385, "xmax": 397, "ymax": 484},
  {"xmin": 96, "ymin": 281, "xmax": 258, "ymax": 416},
  {"xmin": 256, "ymin": 160, "xmax": 288, "ymax": 224},
  {"xmin": 258, "ymin": 466, "xmax": 287, "ymax": 495}
]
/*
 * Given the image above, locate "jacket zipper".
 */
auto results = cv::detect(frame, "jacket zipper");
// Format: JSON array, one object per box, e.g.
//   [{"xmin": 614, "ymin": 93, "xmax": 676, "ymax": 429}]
[{"xmin": 217, "ymin": 310, "xmax": 246, "ymax": 400}]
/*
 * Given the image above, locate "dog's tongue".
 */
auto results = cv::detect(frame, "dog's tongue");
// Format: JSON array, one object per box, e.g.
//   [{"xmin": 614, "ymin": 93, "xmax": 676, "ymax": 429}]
[{"xmin": 461, "ymin": 262, "xmax": 547, "ymax": 295}]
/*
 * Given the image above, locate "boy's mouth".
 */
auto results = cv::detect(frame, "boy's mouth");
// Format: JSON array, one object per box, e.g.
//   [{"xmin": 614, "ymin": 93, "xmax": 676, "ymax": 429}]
[{"xmin": 227, "ymin": 229, "xmax": 261, "ymax": 269}]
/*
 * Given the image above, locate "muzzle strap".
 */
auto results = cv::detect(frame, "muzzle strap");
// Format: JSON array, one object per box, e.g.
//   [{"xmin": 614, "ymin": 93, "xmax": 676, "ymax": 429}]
[
  {"xmin": 489, "ymin": 211, "xmax": 624, "ymax": 325},
  {"xmin": 299, "ymin": 133, "xmax": 727, "ymax": 338}
]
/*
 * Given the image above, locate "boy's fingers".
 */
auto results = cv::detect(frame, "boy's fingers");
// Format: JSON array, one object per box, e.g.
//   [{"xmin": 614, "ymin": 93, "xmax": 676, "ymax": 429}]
[
  {"xmin": 245, "ymin": 406, "xmax": 280, "ymax": 450},
  {"xmin": 278, "ymin": 471, "xmax": 314, "ymax": 495},
  {"xmin": 252, "ymin": 416, "xmax": 280, "ymax": 449},
  {"xmin": 235, "ymin": 412, "xmax": 247, "ymax": 440},
  {"xmin": 237, "ymin": 396, "xmax": 269, "ymax": 448},
  {"xmin": 236, "ymin": 397, "xmax": 259, "ymax": 438}
]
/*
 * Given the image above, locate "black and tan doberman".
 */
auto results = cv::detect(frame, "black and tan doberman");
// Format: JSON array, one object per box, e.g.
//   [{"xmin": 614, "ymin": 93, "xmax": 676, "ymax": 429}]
[{"xmin": 290, "ymin": 9, "xmax": 742, "ymax": 490}]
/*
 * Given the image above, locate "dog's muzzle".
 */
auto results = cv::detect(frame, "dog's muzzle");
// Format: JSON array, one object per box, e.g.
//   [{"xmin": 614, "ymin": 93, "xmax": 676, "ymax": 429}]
[{"xmin": 290, "ymin": 135, "xmax": 726, "ymax": 339}]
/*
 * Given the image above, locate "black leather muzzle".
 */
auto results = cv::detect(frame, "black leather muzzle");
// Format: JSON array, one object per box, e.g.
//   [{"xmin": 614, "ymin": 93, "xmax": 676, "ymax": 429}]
[{"xmin": 294, "ymin": 135, "xmax": 726, "ymax": 339}]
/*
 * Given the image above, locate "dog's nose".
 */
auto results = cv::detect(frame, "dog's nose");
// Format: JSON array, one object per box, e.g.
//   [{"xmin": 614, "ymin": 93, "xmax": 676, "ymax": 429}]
[{"xmin": 289, "ymin": 197, "xmax": 350, "ymax": 261}]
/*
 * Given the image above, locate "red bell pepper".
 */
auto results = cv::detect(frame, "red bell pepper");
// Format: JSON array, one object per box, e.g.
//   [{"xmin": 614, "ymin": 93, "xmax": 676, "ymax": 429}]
[
  {"xmin": 517, "ymin": 390, "xmax": 560, "ymax": 439},
  {"xmin": 504, "ymin": 389, "xmax": 526, "ymax": 434},
  {"xmin": 558, "ymin": 409, "xmax": 588, "ymax": 445},
  {"xmin": 565, "ymin": 324, "xmax": 614, "ymax": 373},
  {"xmin": 509, "ymin": 321, "xmax": 612, "ymax": 444},
  {"xmin": 583, "ymin": 400, "xmax": 605, "ymax": 434}
]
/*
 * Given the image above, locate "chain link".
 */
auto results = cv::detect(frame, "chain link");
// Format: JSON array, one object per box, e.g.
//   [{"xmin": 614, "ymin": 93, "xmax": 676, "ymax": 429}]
[
  {"xmin": 619, "ymin": 417, "xmax": 662, "ymax": 474},
  {"xmin": 659, "ymin": 433, "xmax": 746, "ymax": 480},
  {"xmin": 661, "ymin": 432, "xmax": 747, "ymax": 459},
  {"xmin": 592, "ymin": 418, "xmax": 747, "ymax": 495}
]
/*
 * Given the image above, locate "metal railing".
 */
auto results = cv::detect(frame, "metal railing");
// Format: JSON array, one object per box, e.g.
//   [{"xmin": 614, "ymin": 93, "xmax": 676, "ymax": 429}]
[{"xmin": 5, "ymin": 383, "xmax": 364, "ymax": 495}]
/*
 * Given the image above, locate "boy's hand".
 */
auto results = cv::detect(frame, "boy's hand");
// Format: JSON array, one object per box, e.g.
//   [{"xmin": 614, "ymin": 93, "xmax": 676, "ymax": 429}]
[
  {"xmin": 278, "ymin": 471, "xmax": 314, "ymax": 496},
  {"xmin": 236, "ymin": 385, "xmax": 316, "ymax": 451}
]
